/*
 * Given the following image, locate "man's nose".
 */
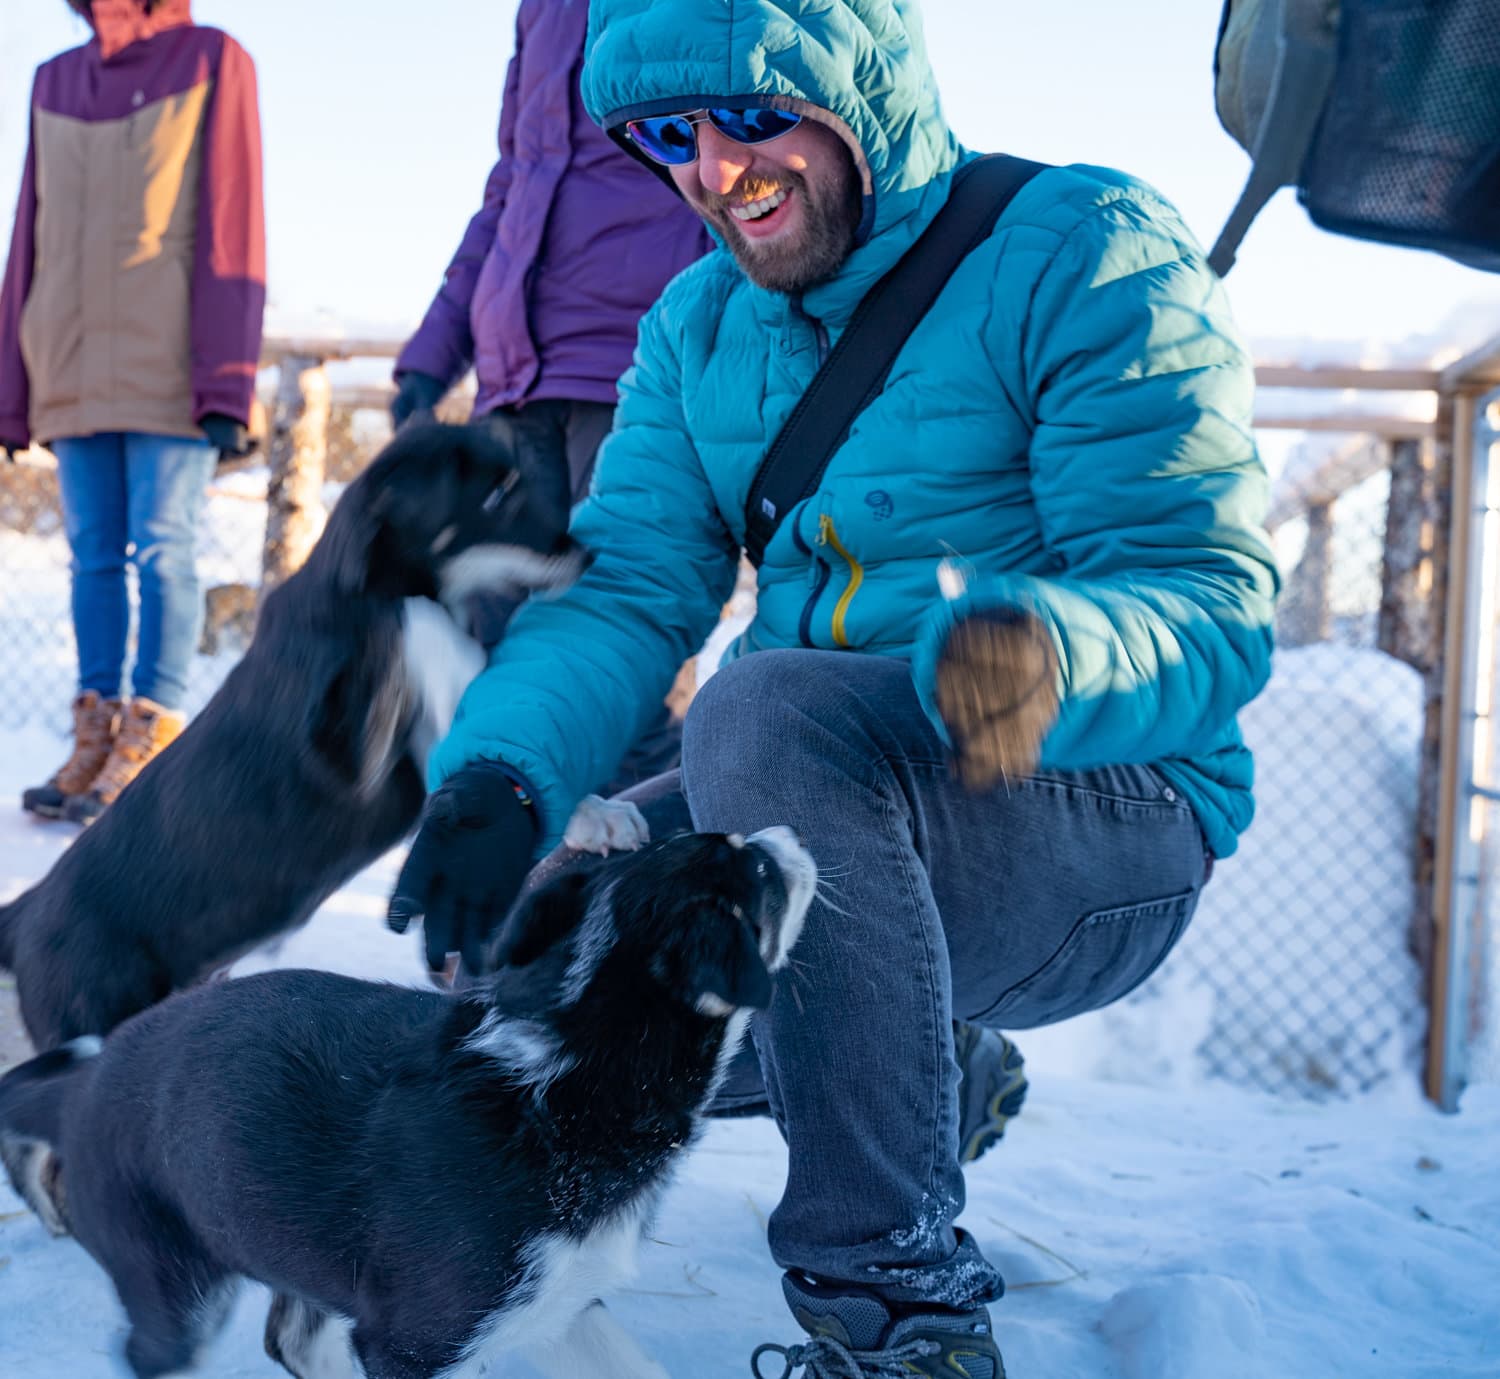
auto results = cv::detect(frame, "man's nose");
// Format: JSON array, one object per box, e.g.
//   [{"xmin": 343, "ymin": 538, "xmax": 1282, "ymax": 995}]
[{"xmin": 695, "ymin": 122, "xmax": 752, "ymax": 197}]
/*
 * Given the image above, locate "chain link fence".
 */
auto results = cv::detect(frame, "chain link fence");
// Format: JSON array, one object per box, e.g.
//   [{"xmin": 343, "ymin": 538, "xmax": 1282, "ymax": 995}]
[
  {"xmin": 0, "ymin": 416, "xmax": 1455, "ymax": 1102},
  {"xmin": 1, "ymin": 454, "xmax": 273, "ymax": 738},
  {"xmin": 1159, "ymin": 460, "xmax": 1428, "ymax": 1098}
]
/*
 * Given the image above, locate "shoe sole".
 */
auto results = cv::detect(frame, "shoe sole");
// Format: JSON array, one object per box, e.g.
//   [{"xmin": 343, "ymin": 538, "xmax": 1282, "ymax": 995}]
[
  {"xmin": 21, "ymin": 799, "xmax": 66, "ymax": 820},
  {"xmin": 960, "ymin": 1038, "xmax": 1028, "ymax": 1165}
]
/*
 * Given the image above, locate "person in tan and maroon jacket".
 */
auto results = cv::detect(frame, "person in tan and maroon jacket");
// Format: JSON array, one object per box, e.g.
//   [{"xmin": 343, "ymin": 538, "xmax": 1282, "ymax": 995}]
[{"xmin": 0, "ymin": 0, "xmax": 266, "ymax": 823}]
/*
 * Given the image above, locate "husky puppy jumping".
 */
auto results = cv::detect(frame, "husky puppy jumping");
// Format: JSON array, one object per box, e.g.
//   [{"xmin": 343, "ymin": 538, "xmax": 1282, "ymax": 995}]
[{"xmin": 0, "ymin": 421, "xmax": 589, "ymax": 1051}]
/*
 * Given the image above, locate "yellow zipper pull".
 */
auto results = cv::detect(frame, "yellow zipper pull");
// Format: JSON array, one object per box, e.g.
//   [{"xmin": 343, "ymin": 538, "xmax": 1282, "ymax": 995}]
[{"xmin": 818, "ymin": 515, "xmax": 864, "ymax": 649}]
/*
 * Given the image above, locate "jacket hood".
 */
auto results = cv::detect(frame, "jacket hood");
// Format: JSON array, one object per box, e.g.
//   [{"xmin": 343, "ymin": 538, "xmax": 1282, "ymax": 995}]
[
  {"xmin": 581, "ymin": 0, "xmax": 960, "ymax": 260},
  {"xmin": 73, "ymin": 0, "xmax": 193, "ymax": 62}
]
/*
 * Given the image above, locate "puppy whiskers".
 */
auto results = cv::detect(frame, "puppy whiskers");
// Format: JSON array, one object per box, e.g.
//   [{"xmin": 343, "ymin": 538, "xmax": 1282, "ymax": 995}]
[{"xmin": 813, "ymin": 883, "xmax": 856, "ymax": 921}]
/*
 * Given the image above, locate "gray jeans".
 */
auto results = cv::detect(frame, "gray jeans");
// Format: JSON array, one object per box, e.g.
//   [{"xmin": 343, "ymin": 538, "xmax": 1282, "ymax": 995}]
[{"xmin": 616, "ymin": 648, "xmax": 1211, "ymax": 1309}]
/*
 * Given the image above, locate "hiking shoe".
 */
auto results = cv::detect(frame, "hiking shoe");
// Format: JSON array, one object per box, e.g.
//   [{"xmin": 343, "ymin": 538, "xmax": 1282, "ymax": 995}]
[
  {"xmin": 21, "ymin": 691, "xmax": 121, "ymax": 818},
  {"xmin": 64, "ymin": 697, "xmax": 184, "ymax": 824},
  {"xmin": 753, "ymin": 1271, "xmax": 1004, "ymax": 1379},
  {"xmin": 954, "ymin": 1021, "xmax": 1027, "ymax": 1166}
]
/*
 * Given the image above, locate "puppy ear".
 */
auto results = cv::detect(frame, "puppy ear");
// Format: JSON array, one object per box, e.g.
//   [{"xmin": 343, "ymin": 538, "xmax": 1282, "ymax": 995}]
[
  {"xmin": 364, "ymin": 500, "xmax": 431, "ymax": 599},
  {"xmin": 492, "ymin": 870, "xmax": 594, "ymax": 969},
  {"xmin": 692, "ymin": 922, "xmax": 774, "ymax": 1011}
]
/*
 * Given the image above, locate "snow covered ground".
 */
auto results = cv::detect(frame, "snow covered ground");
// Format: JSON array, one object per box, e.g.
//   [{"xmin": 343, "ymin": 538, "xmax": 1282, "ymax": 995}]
[{"xmin": 1, "ymin": 727, "xmax": 1497, "ymax": 1378}]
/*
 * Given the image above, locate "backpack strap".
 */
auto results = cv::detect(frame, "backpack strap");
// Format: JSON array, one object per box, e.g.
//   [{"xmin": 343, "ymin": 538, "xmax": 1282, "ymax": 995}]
[
  {"xmin": 742, "ymin": 153, "xmax": 1049, "ymax": 569},
  {"xmin": 1208, "ymin": 0, "xmax": 1339, "ymax": 276}
]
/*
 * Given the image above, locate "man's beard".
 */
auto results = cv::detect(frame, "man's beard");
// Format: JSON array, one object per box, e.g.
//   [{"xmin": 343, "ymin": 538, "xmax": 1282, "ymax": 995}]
[{"xmin": 705, "ymin": 156, "xmax": 863, "ymax": 294}]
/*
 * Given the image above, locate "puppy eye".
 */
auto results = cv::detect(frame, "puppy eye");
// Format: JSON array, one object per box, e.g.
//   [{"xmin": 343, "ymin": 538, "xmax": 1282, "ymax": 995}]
[{"xmin": 482, "ymin": 470, "xmax": 521, "ymax": 512}]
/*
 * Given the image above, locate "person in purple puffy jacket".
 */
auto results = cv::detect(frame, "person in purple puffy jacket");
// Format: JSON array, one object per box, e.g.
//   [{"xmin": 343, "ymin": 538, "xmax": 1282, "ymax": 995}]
[{"xmin": 394, "ymin": 0, "xmax": 712, "ymax": 788}]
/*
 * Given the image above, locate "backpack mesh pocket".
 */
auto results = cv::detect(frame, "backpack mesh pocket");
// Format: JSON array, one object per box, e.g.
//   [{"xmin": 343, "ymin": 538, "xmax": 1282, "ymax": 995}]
[{"xmin": 1300, "ymin": 0, "xmax": 1500, "ymax": 270}]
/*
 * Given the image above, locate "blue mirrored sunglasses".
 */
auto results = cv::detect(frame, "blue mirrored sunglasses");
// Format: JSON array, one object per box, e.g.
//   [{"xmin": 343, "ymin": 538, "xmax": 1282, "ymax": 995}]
[{"xmin": 623, "ymin": 107, "xmax": 804, "ymax": 167}]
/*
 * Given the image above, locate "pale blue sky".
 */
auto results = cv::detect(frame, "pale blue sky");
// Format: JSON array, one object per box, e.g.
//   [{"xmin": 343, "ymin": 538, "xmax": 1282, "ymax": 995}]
[{"xmin": 2, "ymin": 0, "xmax": 1497, "ymax": 353}]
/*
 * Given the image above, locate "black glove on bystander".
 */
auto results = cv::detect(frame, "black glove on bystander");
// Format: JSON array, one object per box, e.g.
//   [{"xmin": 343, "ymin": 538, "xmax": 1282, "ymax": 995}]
[
  {"xmin": 387, "ymin": 761, "xmax": 541, "ymax": 975},
  {"xmin": 200, "ymin": 412, "xmax": 255, "ymax": 459},
  {"xmin": 390, "ymin": 370, "xmax": 447, "ymax": 430}
]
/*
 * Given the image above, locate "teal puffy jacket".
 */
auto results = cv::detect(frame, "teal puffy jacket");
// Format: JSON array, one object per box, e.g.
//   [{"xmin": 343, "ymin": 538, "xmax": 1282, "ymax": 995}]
[{"xmin": 430, "ymin": 0, "xmax": 1279, "ymax": 859}]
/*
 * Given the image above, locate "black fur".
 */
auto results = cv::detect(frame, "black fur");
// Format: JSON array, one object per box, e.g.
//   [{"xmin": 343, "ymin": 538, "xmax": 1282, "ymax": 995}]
[
  {"xmin": 0, "ymin": 830, "xmax": 813, "ymax": 1379},
  {"xmin": 0, "ymin": 421, "xmax": 585, "ymax": 1050}
]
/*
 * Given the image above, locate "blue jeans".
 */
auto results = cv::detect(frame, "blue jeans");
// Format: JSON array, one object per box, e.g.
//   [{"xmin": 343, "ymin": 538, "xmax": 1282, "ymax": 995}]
[
  {"xmin": 656, "ymin": 649, "xmax": 1211, "ymax": 1310},
  {"xmin": 52, "ymin": 432, "xmax": 217, "ymax": 710}
]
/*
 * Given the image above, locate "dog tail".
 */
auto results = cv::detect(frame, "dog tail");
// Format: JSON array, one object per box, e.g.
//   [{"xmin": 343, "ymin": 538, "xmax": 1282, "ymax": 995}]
[{"xmin": 0, "ymin": 1037, "xmax": 101, "ymax": 1237}]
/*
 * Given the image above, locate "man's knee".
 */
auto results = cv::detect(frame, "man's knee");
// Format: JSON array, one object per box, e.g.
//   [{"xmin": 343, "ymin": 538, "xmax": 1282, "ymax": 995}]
[
  {"xmin": 683, "ymin": 652, "xmax": 901, "ymax": 819},
  {"xmin": 685, "ymin": 650, "xmax": 841, "ymax": 761}
]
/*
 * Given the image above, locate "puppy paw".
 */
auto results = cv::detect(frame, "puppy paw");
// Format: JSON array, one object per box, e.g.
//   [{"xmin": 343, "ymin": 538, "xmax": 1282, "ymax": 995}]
[{"xmin": 564, "ymin": 796, "xmax": 651, "ymax": 855}]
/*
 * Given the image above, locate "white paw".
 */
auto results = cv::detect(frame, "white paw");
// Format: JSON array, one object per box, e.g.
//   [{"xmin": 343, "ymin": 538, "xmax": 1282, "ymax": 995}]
[{"xmin": 563, "ymin": 795, "xmax": 650, "ymax": 855}]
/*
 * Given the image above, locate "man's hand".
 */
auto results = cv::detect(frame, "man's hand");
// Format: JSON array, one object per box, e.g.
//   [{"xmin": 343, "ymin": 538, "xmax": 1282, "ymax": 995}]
[
  {"xmin": 934, "ymin": 608, "xmax": 1060, "ymax": 792},
  {"xmin": 387, "ymin": 761, "xmax": 540, "ymax": 975},
  {"xmin": 390, "ymin": 370, "xmax": 447, "ymax": 430},
  {"xmin": 200, "ymin": 412, "xmax": 256, "ymax": 460}
]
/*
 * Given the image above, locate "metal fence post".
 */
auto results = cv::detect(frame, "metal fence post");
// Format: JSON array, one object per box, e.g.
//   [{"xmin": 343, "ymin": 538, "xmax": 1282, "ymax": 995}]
[{"xmin": 1430, "ymin": 388, "xmax": 1500, "ymax": 1109}]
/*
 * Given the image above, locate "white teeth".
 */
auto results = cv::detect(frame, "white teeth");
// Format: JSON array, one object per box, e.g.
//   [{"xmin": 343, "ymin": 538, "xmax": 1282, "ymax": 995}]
[{"xmin": 730, "ymin": 187, "xmax": 789, "ymax": 221}]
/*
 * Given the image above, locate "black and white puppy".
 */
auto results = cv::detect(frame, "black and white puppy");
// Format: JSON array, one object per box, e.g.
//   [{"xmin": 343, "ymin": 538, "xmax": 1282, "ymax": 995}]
[
  {"xmin": 0, "ymin": 420, "xmax": 588, "ymax": 1052},
  {"xmin": 0, "ymin": 825, "xmax": 817, "ymax": 1379}
]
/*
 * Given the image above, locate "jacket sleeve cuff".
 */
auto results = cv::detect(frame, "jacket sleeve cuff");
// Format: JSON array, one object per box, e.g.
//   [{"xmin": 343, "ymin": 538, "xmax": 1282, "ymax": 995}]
[{"xmin": 425, "ymin": 733, "xmax": 575, "ymax": 860}]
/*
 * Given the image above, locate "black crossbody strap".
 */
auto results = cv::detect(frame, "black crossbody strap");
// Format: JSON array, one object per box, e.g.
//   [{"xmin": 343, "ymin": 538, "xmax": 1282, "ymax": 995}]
[{"xmin": 742, "ymin": 153, "xmax": 1049, "ymax": 568}]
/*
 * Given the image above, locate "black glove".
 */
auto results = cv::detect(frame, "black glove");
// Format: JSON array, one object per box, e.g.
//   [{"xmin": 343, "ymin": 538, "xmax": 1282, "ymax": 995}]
[
  {"xmin": 0, "ymin": 443, "xmax": 16, "ymax": 463},
  {"xmin": 390, "ymin": 370, "xmax": 447, "ymax": 430},
  {"xmin": 200, "ymin": 412, "xmax": 256, "ymax": 460},
  {"xmin": 387, "ymin": 761, "xmax": 541, "ymax": 974}
]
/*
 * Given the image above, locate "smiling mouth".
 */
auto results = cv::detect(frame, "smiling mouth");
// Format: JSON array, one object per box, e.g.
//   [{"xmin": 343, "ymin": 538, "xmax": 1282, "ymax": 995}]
[{"xmin": 730, "ymin": 186, "xmax": 790, "ymax": 222}]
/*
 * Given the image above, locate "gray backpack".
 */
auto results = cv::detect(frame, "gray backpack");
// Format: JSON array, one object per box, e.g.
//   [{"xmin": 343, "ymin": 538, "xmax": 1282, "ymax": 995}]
[{"xmin": 1210, "ymin": 0, "xmax": 1500, "ymax": 275}]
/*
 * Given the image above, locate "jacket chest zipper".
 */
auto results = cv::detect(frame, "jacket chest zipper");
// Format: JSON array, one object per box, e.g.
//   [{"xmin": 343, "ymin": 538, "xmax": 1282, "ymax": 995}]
[
  {"xmin": 816, "ymin": 515, "xmax": 863, "ymax": 649},
  {"xmin": 792, "ymin": 519, "xmax": 828, "ymax": 649}
]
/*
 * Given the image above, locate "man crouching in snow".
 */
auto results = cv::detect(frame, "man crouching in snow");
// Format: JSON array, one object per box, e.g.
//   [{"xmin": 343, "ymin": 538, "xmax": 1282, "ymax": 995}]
[{"xmin": 385, "ymin": 0, "xmax": 1279, "ymax": 1373}]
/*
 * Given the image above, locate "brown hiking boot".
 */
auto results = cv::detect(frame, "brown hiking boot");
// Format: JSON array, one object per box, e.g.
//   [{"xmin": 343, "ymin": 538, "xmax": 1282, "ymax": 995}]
[
  {"xmin": 64, "ymin": 696, "xmax": 185, "ymax": 824},
  {"xmin": 21, "ymin": 691, "xmax": 122, "ymax": 819}
]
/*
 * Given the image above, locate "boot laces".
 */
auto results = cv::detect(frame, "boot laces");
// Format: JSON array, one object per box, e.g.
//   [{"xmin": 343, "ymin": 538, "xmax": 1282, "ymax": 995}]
[{"xmin": 751, "ymin": 1334, "xmax": 941, "ymax": 1379}]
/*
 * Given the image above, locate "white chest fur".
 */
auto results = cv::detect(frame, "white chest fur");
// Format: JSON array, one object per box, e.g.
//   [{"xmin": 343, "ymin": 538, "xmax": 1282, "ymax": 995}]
[
  {"xmin": 441, "ymin": 1203, "xmax": 668, "ymax": 1379},
  {"xmin": 400, "ymin": 597, "xmax": 487, "ymax": 773}
]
